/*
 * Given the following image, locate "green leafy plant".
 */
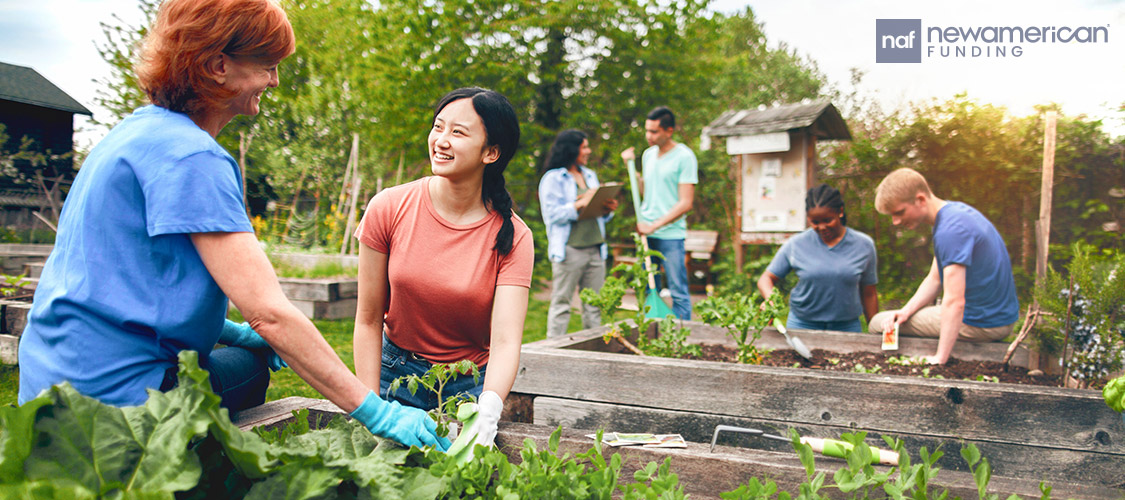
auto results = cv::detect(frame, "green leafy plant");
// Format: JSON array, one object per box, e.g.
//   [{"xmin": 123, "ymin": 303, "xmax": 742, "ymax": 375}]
[
  {"xmin": 886, "ymin": 355, "xmax": 925, "ymax": 366},
  {"xmin": 1033, "ymin": 244, "xmax": 1125, "ymax": 387},
  {"xmin": 743, "ymin": 429, "xmax": 1049, "ymax": 500},
  {"xmin": 645, "ymin": 315, "xmax": 702, "ymax": 358},
  {"xmin": 0, "ymin": 273, "xmax": 30, "ymax": 297},
  {"xmin": 0, "ymin": 351, "xmax": 694, "ymax": 499},
  {"xmin": 580, "ymin": 234, "xmax": 695, "ymax": 357},
  {"xmin": 974, "ymin": 375, "xmax": 1001, "ymax": 384},
  {"xmin": 387, "ymin": 360, "xmax": 481, "ymax": 437},
  {"xmin": 853, "ymin": 363, "xmax": 883, "ymax": 374},
  {"xmin": 695, "ymin": 290, "xmax": 782, "ymax": 364}
]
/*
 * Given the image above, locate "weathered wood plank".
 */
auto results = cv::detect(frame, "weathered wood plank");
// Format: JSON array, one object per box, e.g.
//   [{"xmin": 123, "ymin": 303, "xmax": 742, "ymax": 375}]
[
  {"xmin": 289, "ymin": 298, "xmax": 357, "ymax": 320},
  {"xmin": 23, "ymin": 262, "xmax": 44, "ymax": 279},
  {"xmin": 513, "ymin": 347, "xmax": 1124, "ymax": 456},
  {"xmin": 0, "ymin": 333, "xmax": 17, "ymax": 365},
  {"xmin": 231, "ymin": 398, "xmax": 1115, "ymax": 499},
  {"xmin": 497, "ymin": 421, "xmax": 1121, "ymax": 499},
  {"xmin": 532, "ymin": 397, "xmax": 1125, "ymax": 490},
  {"xmin": 278, "ymin": 278, "xmax": 346, "ymax": 302},
  {"xmin": 1, "ymin": 300, "xmax": 31, "ymax": 336},
  {"xmin": 231, "ymin": 396, "xmax": 343, "ymax": 432},
  {"xmin": 0, "ymin": 244, "xmax": 54, "ymax": 255}
]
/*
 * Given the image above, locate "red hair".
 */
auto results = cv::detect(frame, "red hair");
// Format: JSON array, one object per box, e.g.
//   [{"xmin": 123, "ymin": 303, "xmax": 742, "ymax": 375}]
[{"xmin": 136, "ymin": 0, "xmax": 295, "ymax": 116}]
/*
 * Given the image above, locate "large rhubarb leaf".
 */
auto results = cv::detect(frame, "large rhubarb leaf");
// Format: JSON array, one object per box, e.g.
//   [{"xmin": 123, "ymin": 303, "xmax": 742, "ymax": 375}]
[
  {"xmin": 17, "ymin": 352, "xmax": 224, "ymax": 496},
  {"xmin": 0, "ymin": 394, "xmax": 50, "ymax": 482}
]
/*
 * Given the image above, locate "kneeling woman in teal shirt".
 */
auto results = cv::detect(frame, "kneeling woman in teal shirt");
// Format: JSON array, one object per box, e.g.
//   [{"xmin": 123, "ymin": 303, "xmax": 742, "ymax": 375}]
[{"xmin": 757, "ymin": 185, "xmax": 879, "ymax": 332}]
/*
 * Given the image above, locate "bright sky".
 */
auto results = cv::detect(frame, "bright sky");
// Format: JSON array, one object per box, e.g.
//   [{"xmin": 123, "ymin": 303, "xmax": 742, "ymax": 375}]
[{"xmin": 1, "ymin": 0, "xmax": 1123, "ymax": 149}]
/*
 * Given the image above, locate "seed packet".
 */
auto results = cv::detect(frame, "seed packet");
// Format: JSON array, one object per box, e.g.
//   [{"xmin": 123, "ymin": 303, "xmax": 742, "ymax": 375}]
[
  {"xmin": 882, "ymin": 323, "xmax": 900, "ymax": 351},
  {"xmin": 587, "ymin": 432, "xmax": 685, "ymax": 447}
]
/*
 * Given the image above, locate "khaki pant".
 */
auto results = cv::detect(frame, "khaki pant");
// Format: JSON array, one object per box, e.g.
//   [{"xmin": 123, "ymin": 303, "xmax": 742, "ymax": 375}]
[
  {"xmin": 868, "ymin": 306, "xmax": 1013, "ymax": 342},
  {"xmin": 546, "ymin": 245, "xmax": 605, "ymax": 338}
]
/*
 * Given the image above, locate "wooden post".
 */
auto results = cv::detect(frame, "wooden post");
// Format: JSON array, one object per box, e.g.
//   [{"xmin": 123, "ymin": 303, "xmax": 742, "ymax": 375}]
[
  {"xmin": 340, "ymin": 134, "xmax": 361, "ymax": 255},
  {"xmin": 1030, "ymin": 111, "xmax": 1058, "ymax": 372},
  {"xmin": 337, "ymin": 133, "xmax": 359, "ymax": 213},
  {"xmin": 733, "ymin": 154, "xmax": 744, "ymax": 273},
  {"xmin": 1035, "ymin": 111, "xmax": 1057, "ymax": 287}
]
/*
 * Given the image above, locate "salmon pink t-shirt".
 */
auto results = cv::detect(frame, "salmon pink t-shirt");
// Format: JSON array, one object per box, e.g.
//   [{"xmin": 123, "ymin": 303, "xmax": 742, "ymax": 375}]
[{"xmin": 355, "ymin": 177, "xmax": 534, "ymax": 366}]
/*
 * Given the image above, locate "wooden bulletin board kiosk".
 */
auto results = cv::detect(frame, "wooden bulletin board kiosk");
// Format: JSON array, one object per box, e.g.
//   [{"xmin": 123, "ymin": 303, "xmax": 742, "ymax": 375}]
[{"xmin": 700, "ymin": 100, "xmax": 852, "ymax": 271}]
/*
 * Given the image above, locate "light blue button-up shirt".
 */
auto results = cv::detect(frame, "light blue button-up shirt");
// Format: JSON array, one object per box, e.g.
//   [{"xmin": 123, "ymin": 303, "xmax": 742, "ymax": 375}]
[{"xmin": 538, "ymin": 166, "xmax": 613, "ymax": 263}]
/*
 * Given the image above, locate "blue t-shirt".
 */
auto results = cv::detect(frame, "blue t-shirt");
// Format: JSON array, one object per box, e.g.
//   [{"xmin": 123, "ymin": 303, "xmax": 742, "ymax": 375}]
[
  {"xmin": 766, "ymin": 228, "xmax": 878, "ymax": 323},
  {"xmin": 933, "ymin": 202, "xmax": 1019, "ymax": 328},
  {"xmin": 18, "ymin": 105, "xmax": 253, "ymax": 407},
  {"xmin": 640, "ymin": 143, "xmax": 698, "ymax": 240}
]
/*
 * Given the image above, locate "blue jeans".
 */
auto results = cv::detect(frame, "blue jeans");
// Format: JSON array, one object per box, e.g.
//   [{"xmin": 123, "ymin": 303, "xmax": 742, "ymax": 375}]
[
  {"xmin": 786, "ymin": 313, "xmax": 862, "ymax": 333},
  {"xmin": 380, "ymin": 335, "xmax": 484, "ymax": 411},
  {"xmin": 162, "ymin": 346, "xmax": 270, "ymax": 413},
  {"xmin": 647, "ymin": 237, "xmax": 691, "ymax": 320}
]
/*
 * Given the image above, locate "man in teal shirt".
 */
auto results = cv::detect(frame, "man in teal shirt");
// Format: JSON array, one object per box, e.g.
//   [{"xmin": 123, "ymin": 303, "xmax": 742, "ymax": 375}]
[{"xmin": 621, "ymin": 106, "xmax": 698, "ymax": 319}]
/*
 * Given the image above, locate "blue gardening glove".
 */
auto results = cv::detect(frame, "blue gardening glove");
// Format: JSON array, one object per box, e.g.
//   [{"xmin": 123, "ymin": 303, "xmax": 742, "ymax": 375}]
[
  {"xmin": 218, "ymin": 320, "xmax": 288, "ymax": 372},
  {"xmin": 463, "ymin": 391, "xmax": 503, "ymax": 447},
  {"xmin": 350, "ymin": 391, "xmax": 451, "ymax": 451}
]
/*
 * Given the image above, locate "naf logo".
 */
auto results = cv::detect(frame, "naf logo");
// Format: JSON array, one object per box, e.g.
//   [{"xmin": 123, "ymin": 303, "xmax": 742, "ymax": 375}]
[{"xmin": 876, "ymin": 19, "xmax": 922, "ymax": 63}]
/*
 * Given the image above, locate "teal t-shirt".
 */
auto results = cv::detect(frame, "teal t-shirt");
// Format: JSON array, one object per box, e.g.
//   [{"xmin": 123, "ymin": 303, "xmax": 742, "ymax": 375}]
[{"xmin": 640, "ymin": 143, "xmax": 698, "ymax": 239}]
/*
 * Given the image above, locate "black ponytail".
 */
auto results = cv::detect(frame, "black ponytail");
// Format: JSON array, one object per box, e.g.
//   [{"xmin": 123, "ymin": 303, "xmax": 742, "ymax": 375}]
[
  {"xmin": 434, "ymin": 87, "xmax": 521, "ymax": 255},
  {"xmin": 806, "ymin": 184, "xmax": 847, "ymax": 226}
]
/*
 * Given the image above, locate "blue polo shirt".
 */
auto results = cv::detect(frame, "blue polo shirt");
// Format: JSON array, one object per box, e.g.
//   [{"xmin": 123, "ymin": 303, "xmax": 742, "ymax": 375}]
[
  {"xmin": 933, "ymin": 202, "xmax": 1019, "ymax": 328},
  {"xmin": 18, "ymin": 105, "xmax": 253, "ymax": 407},
  {"xmin": 766, "ymin": 228, "xmax": 878, "ymax": 323}
]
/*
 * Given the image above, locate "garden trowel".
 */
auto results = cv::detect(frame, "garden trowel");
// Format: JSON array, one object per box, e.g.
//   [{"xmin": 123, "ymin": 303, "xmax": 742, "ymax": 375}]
[{"xmin": 709, "ymin": 424, "xmax": 900, "ymax": 466}]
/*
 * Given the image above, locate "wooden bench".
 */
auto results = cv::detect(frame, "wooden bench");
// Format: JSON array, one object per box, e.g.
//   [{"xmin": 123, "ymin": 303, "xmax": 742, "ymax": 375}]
[{"xmin": 609, "ymin": 229, "xmax": 719, "ymax": 293}]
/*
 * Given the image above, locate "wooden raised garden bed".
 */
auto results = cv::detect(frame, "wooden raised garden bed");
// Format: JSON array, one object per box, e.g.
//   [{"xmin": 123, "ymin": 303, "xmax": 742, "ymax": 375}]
[
  {"xmin": 511, "ymin": 322, "xmax": 1124, "ymax": 491},
  {"xmin": 232, "ymin": 396, "xmax": 1121, "ymax": 498},
  {"xmin": 276, "ymin": 277, "xmax": 358, "ymax": 320}
]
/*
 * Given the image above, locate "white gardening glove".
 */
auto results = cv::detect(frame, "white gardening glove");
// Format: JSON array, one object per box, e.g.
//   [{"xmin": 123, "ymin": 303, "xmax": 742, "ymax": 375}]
[{"xmin": 464, "ymin": 390, "xmax": 503, "ymax": 447}]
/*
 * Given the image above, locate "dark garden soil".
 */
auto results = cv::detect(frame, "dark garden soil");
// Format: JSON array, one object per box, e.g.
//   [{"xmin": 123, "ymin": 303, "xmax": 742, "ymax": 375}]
[{"xmin": 685, "ymin": 344, "xmax": 1065, "ymax": 387}]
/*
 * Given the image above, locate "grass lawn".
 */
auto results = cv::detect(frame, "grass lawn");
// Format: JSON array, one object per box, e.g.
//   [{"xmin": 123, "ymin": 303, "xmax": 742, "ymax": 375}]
[{"xmin": 0, "ymin": 295, "xmax": 592, "ymax": 406}]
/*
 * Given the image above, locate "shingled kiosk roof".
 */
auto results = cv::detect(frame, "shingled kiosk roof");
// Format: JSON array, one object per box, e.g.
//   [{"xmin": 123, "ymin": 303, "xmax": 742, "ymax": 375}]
[
  {"xmin": 703, "ymin": 100, "xmax": 850, "ymax": 141},
  {"xmin": 0, "ymin": 61, "xmax": 92, "ymax": 116}
]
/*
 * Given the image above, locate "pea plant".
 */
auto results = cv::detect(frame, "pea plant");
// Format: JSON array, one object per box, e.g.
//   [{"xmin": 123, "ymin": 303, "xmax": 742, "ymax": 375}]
[
  {"xmin": 387, "ymin": 360, "xmax": 481, "ymax": 437},
  {"xmin": 695, "ymin": 290, "xmax": 783, "ymax": 364}
]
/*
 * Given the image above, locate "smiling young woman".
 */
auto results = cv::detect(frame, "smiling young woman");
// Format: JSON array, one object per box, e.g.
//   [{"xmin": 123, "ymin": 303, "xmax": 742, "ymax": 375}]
[
  {"xmin": 756, "ymin": 184, "xmax": 880, "ymax": 333},
  {"xmin": 352, "ymin": 87, "xmax": 534, "ymax": 449}
]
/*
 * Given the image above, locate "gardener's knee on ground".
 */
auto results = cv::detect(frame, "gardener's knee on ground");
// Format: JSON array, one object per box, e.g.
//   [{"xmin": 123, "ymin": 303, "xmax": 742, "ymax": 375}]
[{"xmin": 867, "ymin": 311, "xmax": 894, "ymax": 333}]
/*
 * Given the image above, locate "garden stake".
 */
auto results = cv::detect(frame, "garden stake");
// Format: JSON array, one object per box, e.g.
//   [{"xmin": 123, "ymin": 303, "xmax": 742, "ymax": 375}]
[{"xmin": 709, "ymin": 424, "xmax": 900, "ymax": 466}]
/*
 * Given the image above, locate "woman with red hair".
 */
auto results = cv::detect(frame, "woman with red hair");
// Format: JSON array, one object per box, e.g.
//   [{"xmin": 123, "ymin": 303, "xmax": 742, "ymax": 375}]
[{"xmin": 17, "ymin": 0, "xmax": 446, "ymax": 450}]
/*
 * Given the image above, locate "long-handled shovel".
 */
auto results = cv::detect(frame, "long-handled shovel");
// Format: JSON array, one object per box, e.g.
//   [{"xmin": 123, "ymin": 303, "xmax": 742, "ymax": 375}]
[{"xmin": 625, "ymin": 156, "xmax": 674, "ymax": 319}]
